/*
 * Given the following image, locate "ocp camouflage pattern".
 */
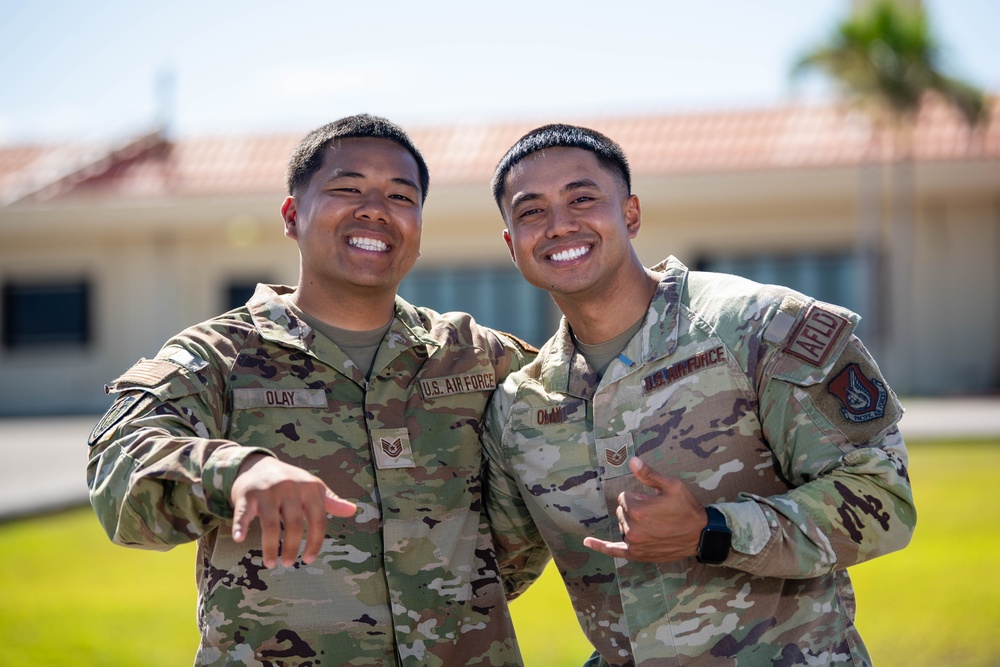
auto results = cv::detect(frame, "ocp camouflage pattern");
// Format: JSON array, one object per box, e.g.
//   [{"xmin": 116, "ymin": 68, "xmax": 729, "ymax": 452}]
[
  {"xmin": 483, "ymin": 256, "xmax": 916, "ymax": 666},
  {"xmin": 88, "ymin": 283, "xmax": 535, "ymax": 667}
]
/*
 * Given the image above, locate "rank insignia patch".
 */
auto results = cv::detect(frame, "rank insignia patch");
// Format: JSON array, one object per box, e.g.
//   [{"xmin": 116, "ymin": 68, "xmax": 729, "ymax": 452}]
[
  {"xmin": 370, "ymin": 428, "xmax": 415, "ymax": 469},
  {"xmin": 381, "ymin": 437, "xmax": 403, "ymax": 458},
  {"xmin": 605, "ymin": 445, "xmax": 628, "ymax": 467},
  {"xmin": 828, "ymin": 362, "xmax": 887, "ymax": 423}
]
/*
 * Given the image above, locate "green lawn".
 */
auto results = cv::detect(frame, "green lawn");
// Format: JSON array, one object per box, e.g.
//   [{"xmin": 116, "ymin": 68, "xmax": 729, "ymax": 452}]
[{"xmin": 1, "ymin": 439, "xmax": 997, "ymax": 666}]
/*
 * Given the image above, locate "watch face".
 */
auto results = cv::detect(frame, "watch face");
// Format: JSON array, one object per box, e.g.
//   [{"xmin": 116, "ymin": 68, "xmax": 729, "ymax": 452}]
[{"xmin": 698, "ymin": 529, "xmax": 731, "ymax": 563}]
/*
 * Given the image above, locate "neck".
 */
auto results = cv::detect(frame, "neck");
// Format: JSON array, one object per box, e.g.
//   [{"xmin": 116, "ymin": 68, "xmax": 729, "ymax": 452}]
[
  {"xmin": 555, "ymin": 261, "xmax": 661, "ymax": 344},
  {"xmin": 292, "ymin": 279, "xmax": 397, "ymax": 331}
]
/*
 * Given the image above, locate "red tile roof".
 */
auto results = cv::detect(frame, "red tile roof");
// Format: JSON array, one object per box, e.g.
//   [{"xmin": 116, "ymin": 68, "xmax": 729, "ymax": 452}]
[{"xmin": 2, "ymin": 96, "xmax": 997, "ymax": 205}]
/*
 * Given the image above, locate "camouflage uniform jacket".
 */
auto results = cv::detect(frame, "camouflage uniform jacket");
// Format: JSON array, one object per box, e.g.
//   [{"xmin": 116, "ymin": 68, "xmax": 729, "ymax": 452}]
[
  {"xmin": 88, "ymin": 284, "xmax": 535, "ymax": 667},
  {"xmin": 483, "ymin": 256, "xmax": 916, "ymax": 666}
]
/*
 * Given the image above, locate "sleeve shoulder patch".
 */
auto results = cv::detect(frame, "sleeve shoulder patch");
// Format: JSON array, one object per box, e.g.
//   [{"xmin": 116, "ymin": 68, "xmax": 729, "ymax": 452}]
[
  {"xmin": 765, "ymin": 301, "xmax": 859, "ymax": 386},
  {"xmin": 803, "ymin": 344, "xmax": 902, "ymax": 445},
  {"xmin": 88, "ymin": 394, "xmax": 151, "ymax": 446},
  {"xmin": 109, "ymin": 358, "xmax": 183, "ymax": 391},
  {"xmin": 784, "ymin": 304, "xmax": 852, "ymax": 367}
]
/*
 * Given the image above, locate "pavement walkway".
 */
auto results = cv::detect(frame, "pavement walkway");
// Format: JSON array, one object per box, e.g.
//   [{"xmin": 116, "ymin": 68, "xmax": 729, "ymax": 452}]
[{"xmin": 1, "ymin": 397, "xmax": 997, "ymax": 522}]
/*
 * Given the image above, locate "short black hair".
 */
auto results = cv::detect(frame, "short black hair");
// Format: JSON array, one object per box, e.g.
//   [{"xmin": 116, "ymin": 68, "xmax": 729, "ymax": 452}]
[
  {"xmin": 286, "ymin": 113, "xmax": 430, "ymax": 201},
  {"xmin": 491, "ymin": 123, "xmax": 631, "ymax": 211}
]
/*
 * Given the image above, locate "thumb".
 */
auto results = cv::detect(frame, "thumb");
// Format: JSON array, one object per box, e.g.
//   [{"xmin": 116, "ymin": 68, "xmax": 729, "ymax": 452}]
[
  {"xmin": 232, "ymin": 495, "xmax": 258, "ymax": 543},
  {"xmin": 324, "ymin": 488, "xmax": 358, "ymax": 518},
  {"xmin": 629, "ymin": 457, "xmax": 670, "ymax": 493}
]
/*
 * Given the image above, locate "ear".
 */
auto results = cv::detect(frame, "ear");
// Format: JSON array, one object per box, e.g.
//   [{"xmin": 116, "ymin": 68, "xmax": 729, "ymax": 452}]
[
  {"xmin": 281, "ymin": 196, "xmax": 298, "ymax": 240},
  {"xmin": 624, "ymin": 194, "xmax": 641, "ymax": 239},
  {"xmin": 502, "ymin": 228, "xmax": 517, "ymax": 264}
]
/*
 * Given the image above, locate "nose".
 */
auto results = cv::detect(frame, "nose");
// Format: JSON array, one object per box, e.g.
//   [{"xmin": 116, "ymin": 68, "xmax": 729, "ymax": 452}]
[
  {"xmin": 355, "ymin": 191, "xmax": 389, "ymax": 223},
  {"xmin": 545, "ymin": 205, "xmax": 579, "ymax": 238}
]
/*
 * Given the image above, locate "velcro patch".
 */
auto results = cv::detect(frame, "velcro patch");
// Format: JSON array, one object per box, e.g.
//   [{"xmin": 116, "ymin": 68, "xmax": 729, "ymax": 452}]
[
  {"xmin": 804, "ymin": 344, "xmax": 901, "ymax": 446},
  {"xmin": 88, "ymin": 394, "xmax": 142, "ymax": 445},
  {"xmin": 641, "ymin": 346, "xmax": 726, "ymax": 394},
  {"xmin": 827, "ymin": 363, "xmax": 888, "ymax": 423},
  {"xmin": 597, "ymin": 433, "xmax": 634, "ymax": 478},
  {"xmin": 109, "ymin": 359, "xmax": 183, "ymax": 391},
  {"xmin": 370, "ymin": 428, "xmax": 414, "ymax": 469},
  {"xmin": 785, "ymin": 305, "xmax": 850, "ymax": 366},
  {"xmin": 160, "ymin": 346, "xmax": 208, "ymax": 373},
  {"xmin": 232, "ymin": 388, "xmax": 327, "ymax": 410},
  {"xmin": 418, "ymin": 371, "xmax": 496, "ymax": 399},
  {"xmin": 511, "ymin": 400, "xmax": 586, "ymax": 431}
]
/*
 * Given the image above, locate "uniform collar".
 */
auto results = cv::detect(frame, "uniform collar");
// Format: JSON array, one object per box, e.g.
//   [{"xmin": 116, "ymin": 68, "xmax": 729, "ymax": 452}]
[
  {"xmin": 536, "ymin": 255, "xmax": 688, "ymax": 398},
  {"xmin": 246, "ymin": 284, "xmax": 441, "ymax": 381}
]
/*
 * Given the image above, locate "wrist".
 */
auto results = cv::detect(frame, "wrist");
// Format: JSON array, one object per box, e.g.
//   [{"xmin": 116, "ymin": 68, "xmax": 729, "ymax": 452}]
[{"xmin": 696, "ymin": 505, "xmax": 732, "ymax": 565}]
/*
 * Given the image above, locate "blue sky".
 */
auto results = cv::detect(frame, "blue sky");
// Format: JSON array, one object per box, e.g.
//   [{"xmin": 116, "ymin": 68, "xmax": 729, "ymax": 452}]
[{"xmin": 1, "ymin": 0, "xmax": 997, "ymax": 145}]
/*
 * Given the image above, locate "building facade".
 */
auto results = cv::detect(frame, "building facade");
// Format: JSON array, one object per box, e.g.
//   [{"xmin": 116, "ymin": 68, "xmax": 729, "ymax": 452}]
[{"xmin": 1, "ymin": 99, "xmax": 998, "ymax": 415}]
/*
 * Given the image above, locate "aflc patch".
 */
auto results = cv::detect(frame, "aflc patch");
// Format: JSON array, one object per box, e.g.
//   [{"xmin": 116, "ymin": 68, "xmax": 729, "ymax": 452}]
[{"xmin": 827, "ymin": 362, "xmax": 887, "ymax": 423}]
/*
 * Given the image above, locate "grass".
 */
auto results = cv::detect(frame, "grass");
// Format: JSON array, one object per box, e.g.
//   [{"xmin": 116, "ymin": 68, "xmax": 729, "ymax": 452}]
[{"xmin": 1, "ymin": 439, "xmax": 997, "ymax": 666}]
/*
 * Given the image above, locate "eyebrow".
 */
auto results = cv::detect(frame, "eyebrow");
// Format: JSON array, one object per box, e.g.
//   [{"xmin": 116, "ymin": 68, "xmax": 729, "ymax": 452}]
[
  {"xmin": 510, "ymin": 178, "xmax": 601, "ymax": 209},
  {"xmin": 324, "ymin": 171, "xmax": 420, "ymax": 193}
]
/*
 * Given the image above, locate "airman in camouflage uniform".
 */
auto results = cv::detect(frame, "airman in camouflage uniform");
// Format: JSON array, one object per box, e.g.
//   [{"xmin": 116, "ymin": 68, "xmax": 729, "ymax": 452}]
[
  {"xmin": 88, "ymin": 115, "xmax": 536, "ymax": 667},
  {"xmin": 483, "ymin": 124, "xmax": 916, "ymax": 666}
]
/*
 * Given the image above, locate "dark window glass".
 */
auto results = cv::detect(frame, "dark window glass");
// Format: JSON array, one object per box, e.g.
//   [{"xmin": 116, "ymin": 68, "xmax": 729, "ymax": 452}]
[
  {"xmin": 694, "ymin": 252, "xmax": 859, "ymax": 314},
  {"xmin": 2, "ymin": 282, "xmax": 90, "ymax": 348},
  {"xmin": 399, "ymin": 266, "xmax": 557, "ymax": 347},
  {"xmin": 225, "ymin": 282, "xmax": 262, "ymax": 312}
]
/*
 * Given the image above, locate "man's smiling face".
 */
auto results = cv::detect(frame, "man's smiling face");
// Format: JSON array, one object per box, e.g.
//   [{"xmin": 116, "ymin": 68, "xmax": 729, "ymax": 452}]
[
  {"xmin": 282, "ymin": 137, "xmax": 423, "ymax": 298},
  {"xmin": 501, "ymin": 146, "xmax": 640, "ymax": 300}
]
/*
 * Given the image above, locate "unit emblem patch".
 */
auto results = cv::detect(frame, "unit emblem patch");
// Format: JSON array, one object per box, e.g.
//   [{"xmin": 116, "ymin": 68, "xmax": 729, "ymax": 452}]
[
  {"xmin": 88, "ymin": 394, "xmax": 140, "ymax": 446},
  {"xmin": 828, "ymin": 362, "xmax": 887, "ymax": 423}
]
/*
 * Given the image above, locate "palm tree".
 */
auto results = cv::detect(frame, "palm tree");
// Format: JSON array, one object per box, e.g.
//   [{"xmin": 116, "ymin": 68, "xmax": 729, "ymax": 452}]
[
  {"xmin": 792, "ymin": 0, "xmax": 987, "ymax": 388},
  {"xmin": 794, "ymin": 1, "xmax": 986, "ymax": 130}
]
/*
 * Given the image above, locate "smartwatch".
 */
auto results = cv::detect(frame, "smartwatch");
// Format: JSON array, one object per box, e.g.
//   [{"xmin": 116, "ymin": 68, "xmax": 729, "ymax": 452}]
[{"xmin": 696, "ymin": 506, "xmax": 732, "ymax": 565}]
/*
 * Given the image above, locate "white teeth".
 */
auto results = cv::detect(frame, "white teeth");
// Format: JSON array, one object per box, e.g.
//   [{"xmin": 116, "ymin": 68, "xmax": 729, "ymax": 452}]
[
  {"xmin": 550, "ymin": 246, "xmax": 589, "ymax": 262},
  {"xmin": 348, "ymin": 237, "xmax": 389, "ymax": 252}
]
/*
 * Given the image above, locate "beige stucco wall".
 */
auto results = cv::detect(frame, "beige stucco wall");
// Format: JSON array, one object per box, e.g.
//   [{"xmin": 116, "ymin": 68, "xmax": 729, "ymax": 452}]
[{"xmin": 2, "ymin": 159, "xmax": 998, "ymax": 415}]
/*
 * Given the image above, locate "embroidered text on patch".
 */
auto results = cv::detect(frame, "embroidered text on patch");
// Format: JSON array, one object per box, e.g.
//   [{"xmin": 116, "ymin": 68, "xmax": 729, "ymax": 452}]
[
  {"xmin": 642, "ymin": 346, "xmax": 726, "ymax": 394},
  {"xmin": 418, "ymin": 371, "xmax": 496, "ymax": 399},
  {"xmin": 233, "ymin": 388, "xmax": 327, "ymax": 409},
  {"xmin": 828, "ymin": 362, "xmax": 887, "ymax": 423},
  {"xmin": 786, "ymin": 306, "xmax": 849, "ymax": 366}
]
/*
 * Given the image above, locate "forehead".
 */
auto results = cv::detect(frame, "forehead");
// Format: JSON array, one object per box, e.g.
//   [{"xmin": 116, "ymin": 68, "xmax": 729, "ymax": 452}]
[
  {"xmin": 504, "ymin": 146, "xmax": 612, "ymax": 195},
  {"xmin": 314, "ymin": 137, "xmax": 420, "ymax": 184}
]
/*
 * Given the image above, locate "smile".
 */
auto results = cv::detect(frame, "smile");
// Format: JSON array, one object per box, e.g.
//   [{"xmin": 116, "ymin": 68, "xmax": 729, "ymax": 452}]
[
  {"xmin": 348, "ymin": 236, "xmax": 390, "ymax": 252},
  {"xmin": 548, "ymin": 245, "xmax": 590, "ymax": 262}
]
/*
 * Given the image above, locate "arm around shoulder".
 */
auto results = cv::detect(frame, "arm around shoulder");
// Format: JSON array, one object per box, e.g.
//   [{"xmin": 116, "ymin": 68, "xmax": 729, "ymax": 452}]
[{"xmin": 480, "ymin": 384, "xmax": 550, "ymax": 599}]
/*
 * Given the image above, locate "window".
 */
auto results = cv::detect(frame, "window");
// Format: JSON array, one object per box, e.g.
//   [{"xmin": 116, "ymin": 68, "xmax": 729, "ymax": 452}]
[
  {"xmin": 694, "ymin": 252, "xmax": 860, "ymax": 314},
  {"xmin": 2, "ymin": 281, "xmax": 91, "ymax": 349},
  {"xmin": 399, "ymin": 266, "xmax": 557, "ymax": 347},
  {"xmin": 224, "ymin": 281, "xmax": 265, "ymax": 312}
]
